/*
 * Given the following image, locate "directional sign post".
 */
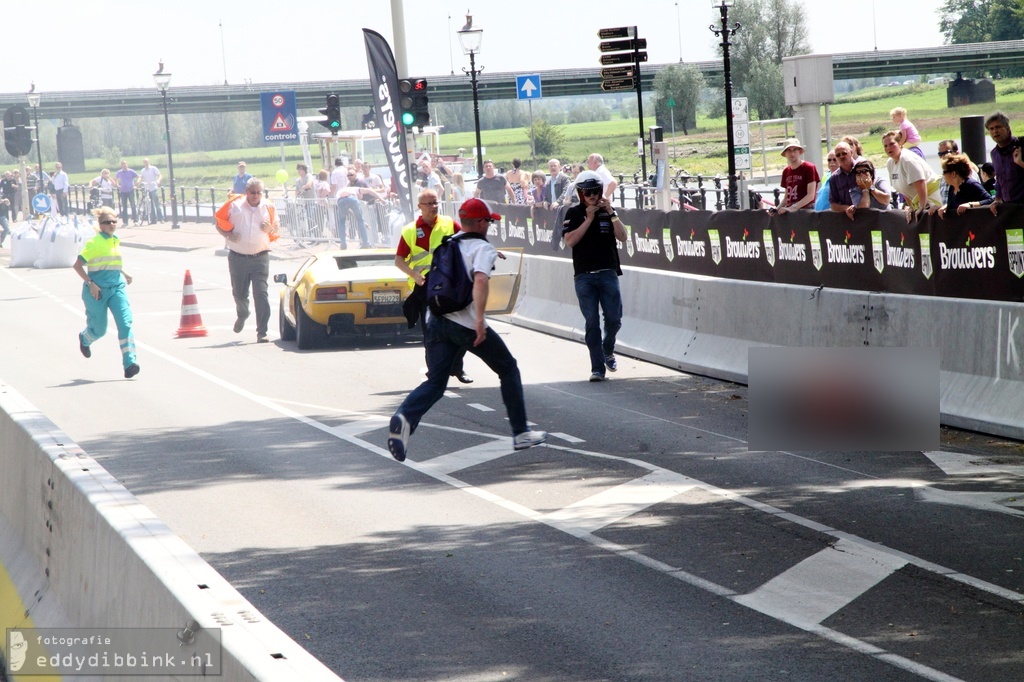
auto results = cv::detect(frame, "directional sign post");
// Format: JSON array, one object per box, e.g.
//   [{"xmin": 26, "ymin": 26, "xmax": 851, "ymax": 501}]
[
  {"xmin": 516, "ymin": 74, "xmax": 542, "ymax": 101},
  {"xmin": 598, "ymin": 26, "xmax": 649, "ymax": 180},
  {"xmin": 731, "ymin": 96, "xmax": 751, "ymax": 174},
  {"xmin": 31, "ymin": 192, "xmax": 51, "ymax": 215},
  {"xmin": 517, "ymin": 74, "xmax": 543, "ymax": 166}
]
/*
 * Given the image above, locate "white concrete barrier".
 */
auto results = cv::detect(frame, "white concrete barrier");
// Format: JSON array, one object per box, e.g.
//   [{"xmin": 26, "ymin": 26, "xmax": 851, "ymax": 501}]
[
  {"xmin": 0, "ymin": 382, "xmax": 342, "ymax": 681},
  {"xmin": 511, "ymin": 255, "xmax": 1024, "ymax": 441}
]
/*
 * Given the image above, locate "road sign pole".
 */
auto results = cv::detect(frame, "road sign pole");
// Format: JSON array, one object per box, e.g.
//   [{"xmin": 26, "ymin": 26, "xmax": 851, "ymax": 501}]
[
  {"xmin": 529, "ymin": 99, "xmax": 536, "ymax": 168},
  {"xmin": 634, "ymin": 43, "xmax": 646, "ymax": 183},
  {"xmin": 670, "ymin": 106, "xmax": 676, "ymax": 160}
]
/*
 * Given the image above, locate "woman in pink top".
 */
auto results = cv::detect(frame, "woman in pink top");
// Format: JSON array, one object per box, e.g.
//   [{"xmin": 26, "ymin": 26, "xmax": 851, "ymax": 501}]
[{"xmin": 891, "ymin": 107, "xmax": 925, "ymax": 159}]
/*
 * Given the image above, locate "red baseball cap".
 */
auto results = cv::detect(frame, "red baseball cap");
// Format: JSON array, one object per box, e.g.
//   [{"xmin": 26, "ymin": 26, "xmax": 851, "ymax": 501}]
[{"xmin": 459, "ymin": 198, "xmax": 500, "ymax": 221}]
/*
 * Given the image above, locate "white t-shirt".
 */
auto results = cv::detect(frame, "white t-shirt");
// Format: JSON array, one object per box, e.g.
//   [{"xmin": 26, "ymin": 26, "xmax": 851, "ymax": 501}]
[
  {"xmin": 595, "ymin": 164, "xmax": 616, "ymax": 195},
  {"xmin": 139, "ymin": 166, "xmax": 160, "ymax": 191},
  {"xmin": 886, "ymin": 152, "xmax": 942, "ymax": 210},
  {"xmin": 330, "ymin": 167, "xmax": 348, "ymax": 197},
  {"xmin": 434, "ymin": 235, "xmax": 496, "ymax": 330}
]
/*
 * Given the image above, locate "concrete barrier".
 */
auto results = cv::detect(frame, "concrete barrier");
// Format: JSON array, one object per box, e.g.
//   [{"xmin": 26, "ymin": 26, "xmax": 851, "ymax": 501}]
[
  {"xmin": 0, "ymin": 382, "xmax": 342, "ymax": 681},
  {"xmin": 511, "ymin": 255, "xmax": 1024, "ymax": 441}
]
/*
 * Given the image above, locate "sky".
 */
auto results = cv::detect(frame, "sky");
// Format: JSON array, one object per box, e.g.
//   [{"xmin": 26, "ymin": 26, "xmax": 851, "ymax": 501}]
[{"xmin": 2, "ymin": 0, "xmax": 947, "ymax": 94}]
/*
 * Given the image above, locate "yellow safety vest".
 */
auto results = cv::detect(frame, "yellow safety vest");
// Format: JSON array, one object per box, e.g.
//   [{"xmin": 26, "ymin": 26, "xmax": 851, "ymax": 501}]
[{"xmin": 401, "ymin": 215, "xmax": 455, "ymax": 289}]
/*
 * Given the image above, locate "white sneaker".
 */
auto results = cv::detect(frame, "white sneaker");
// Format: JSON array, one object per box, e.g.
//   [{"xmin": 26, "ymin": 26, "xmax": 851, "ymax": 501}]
[
  {"xmin": 513, "ymin": 430, "xmax": 548, "ymax": 450},
  {"xmin": 388, "ymin": 413, "xmax": 410, "ymax": 461}
]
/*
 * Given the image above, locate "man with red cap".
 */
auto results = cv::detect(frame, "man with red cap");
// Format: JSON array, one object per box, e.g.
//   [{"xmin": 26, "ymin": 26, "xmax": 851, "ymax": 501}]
[{"xmin": 387, "ymin": 198, "xmax": 547, "ymax": 462}]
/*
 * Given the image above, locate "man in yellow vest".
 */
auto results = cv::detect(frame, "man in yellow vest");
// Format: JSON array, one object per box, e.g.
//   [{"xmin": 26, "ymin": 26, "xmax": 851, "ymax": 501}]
[{"xmin": 395, "ymin": 188, "xmax": 472, "ymax": 383}]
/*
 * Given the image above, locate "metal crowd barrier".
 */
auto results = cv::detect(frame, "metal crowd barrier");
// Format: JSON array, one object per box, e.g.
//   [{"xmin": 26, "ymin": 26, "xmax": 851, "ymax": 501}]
[{"xmin": 278, "ymin": 196, "xmax": 403, "ymax": 248}]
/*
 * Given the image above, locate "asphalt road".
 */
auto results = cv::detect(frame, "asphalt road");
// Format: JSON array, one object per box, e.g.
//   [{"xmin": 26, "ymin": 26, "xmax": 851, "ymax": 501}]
[{"xmin": 2, "ymin": 243, "xmax": 1023, "ymax": 682}]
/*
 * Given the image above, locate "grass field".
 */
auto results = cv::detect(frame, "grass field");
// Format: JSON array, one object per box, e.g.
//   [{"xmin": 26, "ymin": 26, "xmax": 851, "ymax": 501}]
[{"xmin": 62, "ymin": 78, "xmax": 1024, "ymax": 188}]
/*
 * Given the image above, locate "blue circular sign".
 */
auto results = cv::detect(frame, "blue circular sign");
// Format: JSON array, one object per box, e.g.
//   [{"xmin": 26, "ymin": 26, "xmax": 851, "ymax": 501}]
[{"xmin": 31, "ymin": 193, "xmax": 51, "ymax": 213}]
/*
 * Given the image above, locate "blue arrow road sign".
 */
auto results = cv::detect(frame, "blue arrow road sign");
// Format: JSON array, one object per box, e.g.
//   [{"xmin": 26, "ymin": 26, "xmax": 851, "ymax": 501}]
[
  {"xmin": 516, "ymin": 74, "xmax": 542, "ymax": 101},
  {"xmin": 31, "ymin": 193, "xmax": 51, "ymax": 214}
]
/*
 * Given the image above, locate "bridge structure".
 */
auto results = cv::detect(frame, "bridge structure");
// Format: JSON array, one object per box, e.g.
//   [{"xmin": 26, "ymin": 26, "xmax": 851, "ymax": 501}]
[{"xmin": 1, "ymin": 40, "xmax": 1023, "ymax": 121}]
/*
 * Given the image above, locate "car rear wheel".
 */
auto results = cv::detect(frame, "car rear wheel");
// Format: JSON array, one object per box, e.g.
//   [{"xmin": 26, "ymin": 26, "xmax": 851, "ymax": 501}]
[
  {"xmin": 295, "ymin": 295, "xmax": 328, "ymax": 350},
  {"xmin": 279, "ymin": 297, "xmax": 296, "ymax": 342}
]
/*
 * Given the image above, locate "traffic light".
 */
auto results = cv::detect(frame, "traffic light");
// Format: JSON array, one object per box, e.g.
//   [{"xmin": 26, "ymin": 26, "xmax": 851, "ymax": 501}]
[
  {"xmin": 399, "ymin": 78, "xmax": 429, "ymax": 128},
  {"xmin": 319, "ymin": 94, "xmax": 341, "ymax": 132},
  {"xmin": 3, "ymin": 105, "xmax": 33, "ymax": 157}
]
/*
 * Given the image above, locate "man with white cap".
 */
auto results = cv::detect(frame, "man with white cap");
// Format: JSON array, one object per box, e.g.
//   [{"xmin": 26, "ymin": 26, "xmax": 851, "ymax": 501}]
[
  {"xmin": 772, "ymin": 138, "xmax": 819, "ymax": 214},
  {"xmin": 387, "ymin": 198, "xmax": 547, "ymax": 462}
]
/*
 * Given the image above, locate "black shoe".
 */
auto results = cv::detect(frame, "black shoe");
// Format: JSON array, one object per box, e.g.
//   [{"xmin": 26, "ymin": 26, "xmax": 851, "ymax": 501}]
[
  {"xmin": 388, "ymin": 414, "xmax": 410, "ymax": 462},
  {"xmin": 79, "ymin": 333, "xmax": 91, "ymax": 358},
  {"xmin": 124, "ymin": 363, "xmax": 140, "ymax": 379},
  {"xmin": 233, "ymin": 317, "xmax": 245, "ymax": 333},
  {"xmin": 452, "ymin": 371, "xmax": 474, "ymax": 384}
]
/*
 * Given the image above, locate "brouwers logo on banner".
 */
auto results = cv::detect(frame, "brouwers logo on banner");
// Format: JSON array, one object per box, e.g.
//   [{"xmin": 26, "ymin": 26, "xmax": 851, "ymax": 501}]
[
  {"xmin": 663, "ymin": 228, "xmax": 674, "ymax": 262},
  {"xmin": 506, "ymin": 220, "xmax": 526, "ymax": 242},
  {"xmin": 708, "ymin": 228, "xmax": 722, "ymax": 265},
  {"xmin": 920, "ymin": 233, "xmax": 933, "ymax": 279},
  {"xmin": 938, "ymin": 230, "xmax": 996, "ymax": 270},
  {"xmin": 809, "ymin": 230, "xmax": 823, "ymax": 271},
  {"xmin": 634, "ymin": 227, "xmax": 660, "ymax": 256},
  {"xmin": 878, "ymin": 230, "xmax": 915, "ymax": 270},
  {"xmin": 776, "ymin": 228, "xmax": 807, "ymax": 263},
  {"xmin": 762, "ymin": 229, "xmax": 775, "ymax": 267},
  {"xmin": 724, "ymin": 227, "xmax": 761, "ymax": 259},
  {"xmin": 1007, "ymin": 228, "xmax": 1024, "ymax": 278},
  {"xmin": 674, "ymin": 228, "xmax": 706, "ymax": 259}
]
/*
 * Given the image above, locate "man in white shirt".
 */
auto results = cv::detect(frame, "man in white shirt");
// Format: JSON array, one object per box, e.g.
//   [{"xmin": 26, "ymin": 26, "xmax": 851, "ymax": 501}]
[
  {"xmin": 215, "ymin": 177, "xmax": 280, "ymax": 343},
  {"xmin": 587, "ymin": 153, "xmax": 618, "ymax": 201},
  {"xmin": 387, "ymin": 198, "xmax": 547, "ymax": 462},
  {"xmin": 139, "ymin": 158, "xmax": 163, "ymax": 222},
  {"xmin": 51, "ymin": 162, "xmax": 69, "ymax": 216}
]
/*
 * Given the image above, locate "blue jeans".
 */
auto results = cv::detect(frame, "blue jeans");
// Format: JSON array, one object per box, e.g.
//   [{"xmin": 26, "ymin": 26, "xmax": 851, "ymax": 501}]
[
  {"xmin": 574, "ymin": 270, "xmax": 622, "ymax": 375},
  {"xmin": 148, "ymin": 189, "xmax": 164, "ymax": 220},
  {"xmin": 119, "ymin": 190, "xmax": 137, "ymax": 223},
  {"xmin": 336, "ymin": 196, "xmax": 370, "ymax": 247},
  {"xmin": 396, "ymin": 315, "xmax": 528, "ymax": 436}
]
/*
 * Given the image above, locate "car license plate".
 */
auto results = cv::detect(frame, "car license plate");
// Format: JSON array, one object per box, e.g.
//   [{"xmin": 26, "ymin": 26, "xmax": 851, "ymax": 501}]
[{"xmin": 372, "ymin": 289, "xmax": 401, "ymax": 305}]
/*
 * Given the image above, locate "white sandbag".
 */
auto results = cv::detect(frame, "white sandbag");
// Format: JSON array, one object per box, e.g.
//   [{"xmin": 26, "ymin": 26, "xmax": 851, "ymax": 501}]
[
  {"xmin": 9, "ymin": 221, "xmax": 40, "ymax": 268},
  {"xmin": 34, "ymin": 218, "xmax": 87, "ymax": 269}
]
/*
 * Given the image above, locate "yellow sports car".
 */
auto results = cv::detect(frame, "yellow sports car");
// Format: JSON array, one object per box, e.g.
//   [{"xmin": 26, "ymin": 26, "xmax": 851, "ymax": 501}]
[
  {"xmin": 274, "ymin": 247, "xmax": 523, "ymax": 350},
  {"xmin": 275, "ymin": 249, "xmax": 413, "ymax": 349}
]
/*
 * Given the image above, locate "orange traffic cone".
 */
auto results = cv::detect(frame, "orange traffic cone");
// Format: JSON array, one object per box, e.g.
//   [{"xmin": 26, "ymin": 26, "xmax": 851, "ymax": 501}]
[{"xmin": 175, "ymin": 270, "xmax": 208, "ymax": 338}]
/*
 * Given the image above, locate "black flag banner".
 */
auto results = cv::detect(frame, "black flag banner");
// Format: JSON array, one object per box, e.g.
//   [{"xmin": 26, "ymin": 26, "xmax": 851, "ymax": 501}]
[{"xmin": 362, "ymin": 29, "xmax": 414, "ymax": 223}]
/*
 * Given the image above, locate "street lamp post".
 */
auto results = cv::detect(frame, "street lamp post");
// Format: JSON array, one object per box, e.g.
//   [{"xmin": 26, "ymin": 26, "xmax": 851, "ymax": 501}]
[
  {"xmin": 710, "ymin": 0, "xmax": 740, "ymax": 209},
  {"xmin": 458, "ymin": 13, "xmax": 484, "ymax": 178},
  {"xmin": 153, "ymin": 68, "xmax": 180, "ymax": 229},
  {"xmin": 26, "ymin": 91, "xmax": 43, "ymax": 195}
]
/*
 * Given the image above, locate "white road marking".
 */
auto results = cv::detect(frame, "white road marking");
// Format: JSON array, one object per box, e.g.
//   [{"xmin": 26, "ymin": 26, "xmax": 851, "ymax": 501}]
[
  {"xmin": 924, "ymin": 450, "xmax": 1024, "ymax": 477},
  {"xmin": 550, "ymin": 432, "xmax": 584, "ymax": 444},
  {"xmin": 328, "ymin": 416, "xmax": 390, "ymax": 438},
  {"xmin": 542, "ymin": 469, "xmax": 697, "ymax": 533},
  {"xmin": 443, "ymin": 391, "xmax": 460, "ymax": 398},
  {"xmin": 734, "ymin": 538, "xmax": 908, "ymax": 628},
  {"xmin": 467, "ymin": 403, "xmax": 494, "ymax": 412},
  {"xmin": 418, "ymin": 439, "xmax": 515, "ymax": 476},
  {"xmin": 916, "ymin": 487, "xmax": 1024, "ymax": 518}
]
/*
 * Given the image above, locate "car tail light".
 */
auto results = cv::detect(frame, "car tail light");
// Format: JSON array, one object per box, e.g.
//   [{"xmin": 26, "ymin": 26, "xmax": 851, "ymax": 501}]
[{"xmin": 315, "ymin": 286, "xmax": 348, "ymax": 301}]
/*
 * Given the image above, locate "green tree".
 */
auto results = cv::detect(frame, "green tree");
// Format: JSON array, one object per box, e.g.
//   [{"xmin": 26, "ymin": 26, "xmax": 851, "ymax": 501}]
[
  {"xmin": 528, "ymin": 119, "xmax": 565, "ymax": 159},
  {"xmin": 719, "ymin": 0, "xmax": 810, "ymax": 119},
  {"xmin": 654, "ymin": 64, "xmax": 706, "ymax": 135},
  {"xmin": 940, "ymin": 0, "xmax": 1024, "ymax": 43}
]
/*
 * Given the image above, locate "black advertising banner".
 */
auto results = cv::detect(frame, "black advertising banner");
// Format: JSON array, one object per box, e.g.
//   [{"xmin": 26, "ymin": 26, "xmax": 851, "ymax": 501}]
[
  {"xmin": 362, "ymin": 29, "xmax": 414, "ymax": 223},
  {"xmin": 486, "ymin": 204, "xmax": 1024, "ymax": 302}
]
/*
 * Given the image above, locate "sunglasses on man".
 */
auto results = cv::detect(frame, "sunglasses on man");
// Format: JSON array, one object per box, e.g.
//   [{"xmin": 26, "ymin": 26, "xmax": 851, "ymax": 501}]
[{"xmin": 581, "ymin": 188, "xmax": 602, "ymax": 198}]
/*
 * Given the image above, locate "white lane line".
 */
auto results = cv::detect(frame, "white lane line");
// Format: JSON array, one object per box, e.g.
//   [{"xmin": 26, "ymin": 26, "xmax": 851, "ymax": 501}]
[
  {"xmin": 550, "ymin": 432, "xmax": 584, "ymax": 444},
  {"xmin": 467, "ymin": 403, "xmax": 494, "ymax": 412},
  {"xmin": 542, "ymin": 469, "xmax": 698, "ymax": 533},
  {"xmin": 443, "ymin": 391, "xmax": 460, "ymax": 398},
  {"xmin": 418, "ymin": 439, "xmax": 515, "ymax": 476},
  {"xmin": 329, "ymin": 416, "xmax": 390, "ymax": 438},
  {"xmin": 733, "ymin": 538, "xmax": 908, "ymax": 628}
]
